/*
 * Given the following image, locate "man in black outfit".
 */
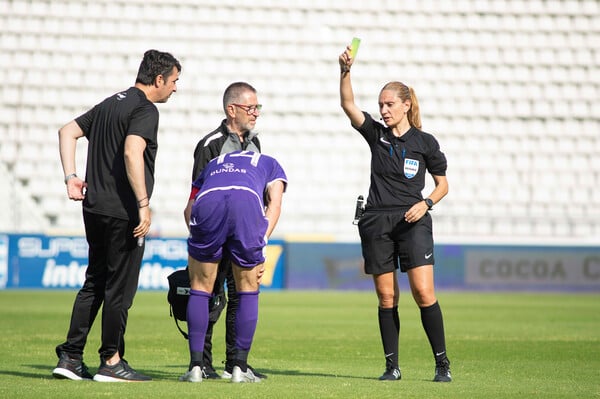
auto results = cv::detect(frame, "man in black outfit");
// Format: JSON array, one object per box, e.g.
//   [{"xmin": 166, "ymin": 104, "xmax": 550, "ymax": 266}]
[
  {"xmin": 189, "ymin": 82, "xmax": 267, "ymax": 380},
  {"xmin": 53, "ymin": 49, "xmax": 181, "ymax": 382}
]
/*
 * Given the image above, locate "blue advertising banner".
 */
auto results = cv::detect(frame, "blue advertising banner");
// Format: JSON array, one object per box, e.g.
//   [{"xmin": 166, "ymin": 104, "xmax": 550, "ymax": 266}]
[
  {"xmin": 1, "ymin": 234, "xmax": 285, "ymax": 290},
  {"xmin": 285, "ymin": 242, "xmax": 600, "ymax": 292},
  {"xmin": 284, "ymin": 243, "xmax": 463, "ymax": 290},
  {"xmin": 2, "ymin": 233, "xmax": 598, "ymax": 292}
]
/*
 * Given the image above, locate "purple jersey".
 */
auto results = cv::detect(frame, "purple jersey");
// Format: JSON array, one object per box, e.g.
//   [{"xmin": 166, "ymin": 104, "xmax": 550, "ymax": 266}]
[
  {"xmin": 188, "ymin": 151, "xmax": 287, "ymax": 267},
  {"xmin": 192, "ymin": 151, "xmax": 287, "ymax": 207}
]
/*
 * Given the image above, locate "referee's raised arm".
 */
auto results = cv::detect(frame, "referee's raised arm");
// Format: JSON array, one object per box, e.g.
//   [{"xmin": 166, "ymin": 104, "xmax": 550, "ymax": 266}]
[{"xmin": 339, "ymin": 44, "xmax": 365, "ymax": 129}]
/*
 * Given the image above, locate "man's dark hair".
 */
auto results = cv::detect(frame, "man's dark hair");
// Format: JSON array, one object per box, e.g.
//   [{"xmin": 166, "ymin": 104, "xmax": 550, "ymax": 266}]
[{"xmin": 136, "ymin": 49, "xmax": 181, "ymax": 85}]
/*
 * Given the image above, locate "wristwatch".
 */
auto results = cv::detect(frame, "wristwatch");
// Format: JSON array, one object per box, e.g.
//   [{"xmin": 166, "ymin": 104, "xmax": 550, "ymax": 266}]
[
  {"xmin": 64, "ymin": 173, "xmax": 77, "ymax": 184},
  {"xmin": 424, "ymin": 198, "xmax": 434, "ymax": 210}
]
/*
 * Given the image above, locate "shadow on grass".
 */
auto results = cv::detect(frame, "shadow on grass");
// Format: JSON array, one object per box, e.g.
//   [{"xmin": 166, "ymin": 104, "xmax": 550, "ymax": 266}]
[
  {"xmin": 12, "ymin": 363, "xmax": 173, "ymax": 381},
  {"xmin": 10, "ymin": 363, "xmax": 377, "ymax": 382},
  {"xmin": 162, "ymin": 364, "xmax": 376, "ymax": 380}
]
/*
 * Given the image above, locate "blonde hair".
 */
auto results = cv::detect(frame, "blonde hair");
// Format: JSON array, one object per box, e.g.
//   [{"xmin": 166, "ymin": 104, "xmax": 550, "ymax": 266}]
[{"xmin": 381, "ymin": 82, "xmax": 421, "ymax": 129}]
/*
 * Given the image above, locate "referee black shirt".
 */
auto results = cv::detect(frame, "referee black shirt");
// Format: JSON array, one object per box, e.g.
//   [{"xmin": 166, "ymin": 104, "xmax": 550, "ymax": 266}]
[{"xmin": 355, "ymin": 112, "xmax": 447, "ymax": 210}]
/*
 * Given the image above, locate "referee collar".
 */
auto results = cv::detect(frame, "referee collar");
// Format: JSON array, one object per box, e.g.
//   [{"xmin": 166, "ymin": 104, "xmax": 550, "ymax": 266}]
[{"xmin": 388, "ymin": 126, "xmax": 417, "ymax": 142}]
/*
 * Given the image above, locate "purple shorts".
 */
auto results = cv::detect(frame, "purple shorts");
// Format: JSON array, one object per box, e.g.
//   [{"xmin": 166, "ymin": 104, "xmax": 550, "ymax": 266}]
[{"xmin": 187, "ymin": 189, "xmax": 268, "ymax": 268}]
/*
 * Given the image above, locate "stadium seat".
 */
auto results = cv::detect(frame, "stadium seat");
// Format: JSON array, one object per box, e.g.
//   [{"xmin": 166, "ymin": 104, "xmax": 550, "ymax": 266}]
[{"xmin": 0, "ymin": 0, "xmax": 598, "ymax": 244}]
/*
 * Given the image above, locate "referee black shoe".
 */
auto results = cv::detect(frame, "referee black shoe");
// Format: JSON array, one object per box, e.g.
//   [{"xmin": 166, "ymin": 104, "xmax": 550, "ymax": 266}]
[
  {"xmin": 52, "ymin": 352, "xmax": 93, "ymax": 380},
  {"xmin": 93, "ymin": 359, "xmax": 151, "ymax": 382},
  {"xmin": 378, "ymin": 366, "xmax": 401, "ymax": 381},
  {"xmin": 433, "ymin": 357, "xmax": 452, "ymax": 382}
]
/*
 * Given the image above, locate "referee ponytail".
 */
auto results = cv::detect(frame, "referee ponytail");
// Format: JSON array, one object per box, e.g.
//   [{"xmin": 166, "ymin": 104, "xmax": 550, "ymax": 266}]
[{"xmin": 381, "ymin": 82, "xmax": 422, "ymax": 129}]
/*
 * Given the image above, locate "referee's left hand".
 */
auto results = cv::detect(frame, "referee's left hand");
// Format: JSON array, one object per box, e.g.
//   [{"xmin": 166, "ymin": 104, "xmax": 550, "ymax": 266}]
[{"xmin": 404, "ymin": 201, "xmax": 428, "ymax": 223}]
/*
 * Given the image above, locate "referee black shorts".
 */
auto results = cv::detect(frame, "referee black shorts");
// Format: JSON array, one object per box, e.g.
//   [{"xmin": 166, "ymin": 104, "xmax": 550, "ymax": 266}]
[{"xmin": 358, "ymin": 209, "xmax": 434, "ymax": 275}]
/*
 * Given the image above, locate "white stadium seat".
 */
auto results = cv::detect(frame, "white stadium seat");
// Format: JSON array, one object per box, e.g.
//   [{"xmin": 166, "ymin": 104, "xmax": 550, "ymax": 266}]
[{"xmin": 0, "ymin": 0, "xmax": 598, "ymax": 244}]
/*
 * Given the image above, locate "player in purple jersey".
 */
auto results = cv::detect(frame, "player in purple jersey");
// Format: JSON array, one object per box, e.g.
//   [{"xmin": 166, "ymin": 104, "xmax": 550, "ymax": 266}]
[
  {"xmin": 189, "ymin": 82, "xmax": 263, "ymax": 380},
  {"xmin": 180, "ymin": 151, "xmax": 287, "ymax": 383}
]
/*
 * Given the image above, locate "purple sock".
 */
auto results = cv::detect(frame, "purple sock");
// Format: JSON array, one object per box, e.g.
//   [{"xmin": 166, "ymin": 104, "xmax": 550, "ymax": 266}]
[
  {"xmin": 235, "ymin": 291, "xmax": 259, "ymax": 352},
  {"xmin": 187, "ymin": 289, "xmax": 211, "ymax": 354}
]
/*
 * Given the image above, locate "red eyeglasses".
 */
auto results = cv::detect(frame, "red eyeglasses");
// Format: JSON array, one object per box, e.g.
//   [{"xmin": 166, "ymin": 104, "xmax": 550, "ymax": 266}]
[{"xmin": 231, "ymin": 103, "xmax": 263, "ymax": 115}]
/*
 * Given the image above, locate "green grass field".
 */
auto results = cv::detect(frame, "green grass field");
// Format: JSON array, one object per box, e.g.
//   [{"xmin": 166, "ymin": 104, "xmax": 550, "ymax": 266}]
[{"xmin": 0, "ymin": 290, "xmax": 598, "ymax": 398}]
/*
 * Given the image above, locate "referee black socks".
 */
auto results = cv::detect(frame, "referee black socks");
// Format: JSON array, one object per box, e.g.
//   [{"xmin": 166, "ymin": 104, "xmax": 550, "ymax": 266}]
[
  {"xmin": 378, "ymin": 306, "xmax": 400, "ymax": 368},
  {"xmin": 420, "ymin": 301, "xmax": 448, "ymax": 362}
]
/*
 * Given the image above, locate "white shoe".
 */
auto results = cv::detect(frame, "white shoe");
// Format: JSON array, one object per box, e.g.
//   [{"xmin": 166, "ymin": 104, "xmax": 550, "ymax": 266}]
[
  {"xmin": 179, "ymin": 366, "xmax": 202, "ymax": 382},
  {"xmin": 221, "ymin": 370, "xmax": 232, "ymax": 380},
  {"xmin": 231, "ymin": 365, "xmax": 261, "ymax": 383}
]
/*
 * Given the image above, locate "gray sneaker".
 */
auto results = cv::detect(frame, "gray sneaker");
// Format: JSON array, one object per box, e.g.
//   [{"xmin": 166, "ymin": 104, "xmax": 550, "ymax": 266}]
[
  {"xmin": 52, "ymin": 352, "xmax": 93, "ymax": 380},
  {"xmin": 231, "ymin": 365, "xmax": 261, "ymax": 383},
  {"xmin": 179, "ymin": 366, "xmax": 202, "ymax": 383},
  {"xmin": 93, "ymin": 359, "xmax": 151, "ymax": 382}
]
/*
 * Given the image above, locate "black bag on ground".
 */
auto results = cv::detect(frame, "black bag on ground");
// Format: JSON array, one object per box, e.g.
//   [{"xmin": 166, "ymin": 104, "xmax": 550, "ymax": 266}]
[
  {"xmin": 167, "ymin": 268, "xmax": 190, "ymax": 339},
  {"xmin": 166, "ymin": 266, "xmax": 228, "ymax": 340}
]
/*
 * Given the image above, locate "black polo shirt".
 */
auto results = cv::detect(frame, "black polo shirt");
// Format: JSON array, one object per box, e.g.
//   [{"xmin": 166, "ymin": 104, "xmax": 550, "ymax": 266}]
[
  {"xmin": 355, "ymin": 112, "xmax": 447, "ymax": 210},
  {"xmin": 76, "ymin": 86, "xmax": 159, "ymax": 221}
]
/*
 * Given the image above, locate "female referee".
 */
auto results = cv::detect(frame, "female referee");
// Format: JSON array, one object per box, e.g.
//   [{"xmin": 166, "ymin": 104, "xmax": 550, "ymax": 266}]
[{"xmin": 338, "ymin": 44, "xmax": 451, "ymax": 382}]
